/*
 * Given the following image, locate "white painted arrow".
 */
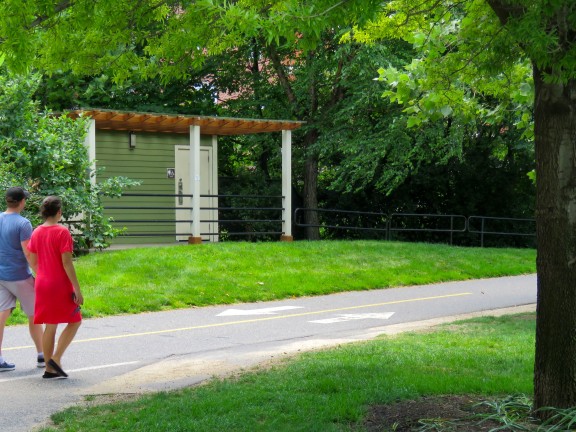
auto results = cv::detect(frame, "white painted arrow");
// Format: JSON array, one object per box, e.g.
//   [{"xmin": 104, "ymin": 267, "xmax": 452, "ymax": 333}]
[
  {"xmin": 309, "ymin": 312, "xmax": 395, "ymax": 324},
  {"xmin": 217, "ymin": 306, "xmax": 304, "ymax": 316}
]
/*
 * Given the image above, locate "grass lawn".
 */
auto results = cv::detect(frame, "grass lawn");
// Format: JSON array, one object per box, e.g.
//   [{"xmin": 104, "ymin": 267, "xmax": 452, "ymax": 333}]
[
  {"xmin": 40, "ymin": 313, "xmax": 538, "ymax": 431},
  {"xmin": 8, "ymin": 240, "xmax": 536, "ymax": 325}
]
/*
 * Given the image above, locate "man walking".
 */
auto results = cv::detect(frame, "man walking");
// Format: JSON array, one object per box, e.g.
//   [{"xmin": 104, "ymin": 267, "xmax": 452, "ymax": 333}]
[{"xmin": 0, "ymin": 187, "xmax": 44, "ymax": 371}]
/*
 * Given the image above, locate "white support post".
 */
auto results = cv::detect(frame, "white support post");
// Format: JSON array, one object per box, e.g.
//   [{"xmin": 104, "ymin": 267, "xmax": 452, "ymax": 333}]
[
  {"xmin": 189, "ymin": 125, "xmax": 202, "ymax": 244},
  {"xmin": 85, "ymin": 119, "xmax": 97, "ymax": 186},
  {"xmin": 77, "ymin": 119, "xmax": 97, "ymax": 245},
  {"xmin": 281, "ymin": 130, "xmax": 293, "ymax": 241},
  {"xmin": 212, "ymin": 135, "xmax": 219, "ymax": 242}
]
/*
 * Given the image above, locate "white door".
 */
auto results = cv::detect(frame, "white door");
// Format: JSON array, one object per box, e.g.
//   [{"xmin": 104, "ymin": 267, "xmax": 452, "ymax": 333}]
[{"xmin": 175, "ymin": 145, "xmax": 214, "ymax": 241}]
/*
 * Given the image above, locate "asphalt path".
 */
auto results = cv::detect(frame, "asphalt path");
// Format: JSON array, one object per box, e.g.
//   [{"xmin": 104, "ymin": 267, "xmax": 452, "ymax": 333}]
[{"xmin": 1, "ymin": 274, "xmax": 536, "ymax": 432}]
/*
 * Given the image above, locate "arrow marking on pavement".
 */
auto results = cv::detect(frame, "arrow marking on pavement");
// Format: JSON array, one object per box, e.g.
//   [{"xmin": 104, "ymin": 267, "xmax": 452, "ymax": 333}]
[
  {"xmin": 217, "ymin": 306, "xmax": 304, "ymax": 316},
  {"xmin": 310, "ymin": 312, "xmax": 395, "ymax": 324}
]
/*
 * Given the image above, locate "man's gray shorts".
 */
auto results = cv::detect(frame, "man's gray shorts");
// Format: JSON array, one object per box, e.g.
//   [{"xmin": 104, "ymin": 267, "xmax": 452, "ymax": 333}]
[{"xmin": 0, "ymin": 277, "xmax": 35, "ymax": 316}]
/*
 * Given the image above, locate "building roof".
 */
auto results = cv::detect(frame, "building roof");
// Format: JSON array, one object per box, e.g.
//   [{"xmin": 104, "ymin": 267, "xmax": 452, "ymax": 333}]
[{"xmin": 68, "ymin": 109, "xmax": 304, "ymax": 135}]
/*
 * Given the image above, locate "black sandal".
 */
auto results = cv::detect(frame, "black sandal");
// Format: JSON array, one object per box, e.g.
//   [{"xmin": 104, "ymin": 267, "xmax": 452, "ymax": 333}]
[
  {"xmin": 48, "ymin": 359, "xmax": 68, "ymax": 378},
  {"xmin": 42, "ymin": 371, "xmax": 59, "ymax": 379}
]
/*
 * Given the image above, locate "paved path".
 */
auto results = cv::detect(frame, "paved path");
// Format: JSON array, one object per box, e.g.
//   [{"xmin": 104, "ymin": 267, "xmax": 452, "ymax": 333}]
[{"xmin": 0, "ymin": 274, "xmax": 536, "ymax": 432}]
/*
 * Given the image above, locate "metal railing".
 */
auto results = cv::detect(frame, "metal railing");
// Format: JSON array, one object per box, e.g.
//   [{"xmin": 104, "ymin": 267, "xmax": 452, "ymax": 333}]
[
  {"xmin": 104, "ymin": 192, "xmax": 284, "ymax": 240},
  {"xmin": 467, "ymin": 216, "xmax": 536, "ymax": 247},
  {"xmin": 102, "ymin": 195, "xmax": 535, "ymax": 246},
  {"xmin": 389, "ymin": 213, "xmax": 467, "ymax": 245},
  {"xmin": 294, "ymin": 208, "xmax": 389, "ymax": 233},
  {"xmin": 294, "ymin": 208, "xmax": 535, "ymax": 247}
]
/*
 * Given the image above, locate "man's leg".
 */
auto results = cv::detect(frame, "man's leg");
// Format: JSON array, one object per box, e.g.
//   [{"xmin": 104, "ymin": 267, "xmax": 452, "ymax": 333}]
[
  {"xmin": 0, "ymin": 308, "xmax": 11, "ymax": 356},
  {"xmin": 0, "ymin": 284, "xmax": 17, "ymax": 360},
  {"xmin": 0, "ymin": 308, "xmax": 15, "ymax": 370},
  {"xmin": 27, "ymin": 317, "xmax": 43, "ymax": 351},
  {"xmin": 28, "ymin": 316, "xmax": 44, "ymax": 366},
  {"xmin": 13, "ymin": 278, "xmax": 43, "ymax": 361}
]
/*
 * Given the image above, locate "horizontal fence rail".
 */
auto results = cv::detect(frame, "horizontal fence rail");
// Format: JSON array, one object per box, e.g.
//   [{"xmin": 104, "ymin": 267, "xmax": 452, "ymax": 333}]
[
  {"xmin": 294, "ymin": 208, "xmax": 389, "ymax": 233},
  {"xmin": 389, "ymin": 213, "xmax": 467, "ymax": 233},
  {"xmin": 389, "ymin": 213, "xmax": 467, "ymax": 245},
  {"xmin": 468, "ymin": 216, "xmax": 536, "ymax": 247},
  {"xmin": 100, "ymin": 194, "xmax": 535, "ymax": 247},
  {"xmin": 103, "ymin": 192, "xmax": 284, "ymax": 241},
  {"xmin": 294, "ymin": 208, "xmax": 535, "ymax": 247}
]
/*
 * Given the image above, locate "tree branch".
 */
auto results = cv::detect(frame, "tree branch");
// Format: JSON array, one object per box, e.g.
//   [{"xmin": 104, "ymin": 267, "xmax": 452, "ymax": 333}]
[
  {"xmin": 288, "ymin": 0, "xmax": 354, "ymax": 19},
  {"xmin": 267, "ymin": 43, "xmax": 299, "ymax": 113},
  {"xmin": 307, "ymin": 51, "xmax": 318, "ymax": 115},
  {"xmin": 28, "ymin": 0, "xmax": 73, "ymax": 29},
  {"xmin": 485, "ymin": 0, "xmax": 526, "ymax": 26}
]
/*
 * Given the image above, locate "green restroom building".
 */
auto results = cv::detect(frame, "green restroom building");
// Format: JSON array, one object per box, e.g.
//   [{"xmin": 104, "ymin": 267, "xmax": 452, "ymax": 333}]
[{"xmin": 71, "ymin": 109, "xmax": 303, "ymax": 245}]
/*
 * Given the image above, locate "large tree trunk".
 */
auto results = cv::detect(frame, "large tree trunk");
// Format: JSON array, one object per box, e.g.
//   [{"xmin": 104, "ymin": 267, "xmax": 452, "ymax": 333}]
[
  {"xmin": 485, "ymin": 0, "xmax": 576, "ymax": 413},
  {"xmin": 303, "ymin": 129, "xmax": 320, "ymax": 240},
  {"xmin": 533, "ymin": 68, "xmax": 576, "ymax": 411},
  {"xmin": 303, "ymin": 154, "xmax": 320, "ymax": 240}
]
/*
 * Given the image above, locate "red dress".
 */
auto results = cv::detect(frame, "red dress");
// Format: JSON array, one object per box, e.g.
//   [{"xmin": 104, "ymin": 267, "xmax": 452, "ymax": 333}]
[{"xmin": 27, "ymin": 225, "xmax": 82, "ymax": 324}]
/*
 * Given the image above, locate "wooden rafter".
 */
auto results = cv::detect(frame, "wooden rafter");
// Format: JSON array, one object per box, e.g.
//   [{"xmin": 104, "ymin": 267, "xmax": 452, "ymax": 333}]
[{"xmin": 67, "ymin": 109, "xmax": 304, "ymax": 135}]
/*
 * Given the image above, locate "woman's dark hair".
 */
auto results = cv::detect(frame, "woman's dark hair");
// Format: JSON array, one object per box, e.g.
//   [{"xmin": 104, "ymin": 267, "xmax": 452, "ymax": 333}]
[{"xmin": 40, "ymin": 196, "xmax": 62, "ymax": 219}]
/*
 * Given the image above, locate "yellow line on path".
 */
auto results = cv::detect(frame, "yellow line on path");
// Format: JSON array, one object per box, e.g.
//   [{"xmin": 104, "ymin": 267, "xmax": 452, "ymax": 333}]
[{"xmin": 6, "ymin": 292, "xmax": 472, "ymax": 351}]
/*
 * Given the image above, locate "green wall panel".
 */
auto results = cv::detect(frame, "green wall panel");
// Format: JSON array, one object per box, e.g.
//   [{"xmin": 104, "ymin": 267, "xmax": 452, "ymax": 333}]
[{"xmin": 95, "ymin": 130, "xmax": 210, "ymax": 244}]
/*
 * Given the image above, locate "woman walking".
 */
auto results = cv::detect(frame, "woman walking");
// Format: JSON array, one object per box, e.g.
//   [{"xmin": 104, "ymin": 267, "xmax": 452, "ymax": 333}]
[{"xmin": 27, "ymin": 196, "xmax": 83, "ymax": 379}]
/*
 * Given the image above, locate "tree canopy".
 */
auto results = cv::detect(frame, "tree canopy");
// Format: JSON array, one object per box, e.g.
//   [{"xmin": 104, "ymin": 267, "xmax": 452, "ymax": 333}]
[{"xmin": 0, "ymin": 0, "xmax": 379, "ymax": 81}]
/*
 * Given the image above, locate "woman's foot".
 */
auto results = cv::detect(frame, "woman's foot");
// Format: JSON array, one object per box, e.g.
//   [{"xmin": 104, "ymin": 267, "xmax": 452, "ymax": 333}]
[{"xmin": 47, "ymin": 359, "xmax": 68, "ymax": 377}]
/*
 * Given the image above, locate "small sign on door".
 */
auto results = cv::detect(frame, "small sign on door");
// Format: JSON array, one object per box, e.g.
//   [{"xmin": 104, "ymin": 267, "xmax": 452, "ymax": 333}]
[{"xmin": 167, "ymin": 168, "xmax": 175, "ymax": 178}]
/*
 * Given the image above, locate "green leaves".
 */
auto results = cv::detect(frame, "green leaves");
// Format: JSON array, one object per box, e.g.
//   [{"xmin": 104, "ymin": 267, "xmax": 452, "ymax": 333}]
[
  {"xmin": 378, "ymin": 59, "xmax": 472, "ymax": 130},
  {"xmin": 368, "ymin": 0, "xmax": 535, "ymax": 147}
]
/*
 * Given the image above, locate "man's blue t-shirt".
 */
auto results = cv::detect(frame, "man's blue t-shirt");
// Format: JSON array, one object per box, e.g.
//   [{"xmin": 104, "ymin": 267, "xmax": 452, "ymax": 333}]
[{"xmin": 0, "ymin": 212, "xmax": 33, "ymax": 281}]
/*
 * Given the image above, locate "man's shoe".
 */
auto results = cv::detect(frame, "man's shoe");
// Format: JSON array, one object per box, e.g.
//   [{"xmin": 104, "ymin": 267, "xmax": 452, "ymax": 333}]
[
  {"xmin": 0, "ymin": 361, "xmax": 15, "ymax": 372},
  {"xmin": 37, "ymin": 354, "xmax": 45, "ymax": 368}
]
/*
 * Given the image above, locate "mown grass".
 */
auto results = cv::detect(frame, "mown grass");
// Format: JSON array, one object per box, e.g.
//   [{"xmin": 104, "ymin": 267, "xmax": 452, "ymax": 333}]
[
  {"xmin": 40, "ymin": 313, "xmax": 536, "ymax": 432},
  {"xmin": 8, "ymin": 240, "xmax": 535, "ymax": 324}
]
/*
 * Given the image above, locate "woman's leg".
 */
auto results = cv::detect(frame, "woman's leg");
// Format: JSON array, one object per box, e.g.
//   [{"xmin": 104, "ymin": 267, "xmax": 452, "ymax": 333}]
[
  {"xmin": 51, "ymin": 321, "xmax": 81, "ymax": 367},
  {"xmin": 43, "ymin": 324, "xmax": 58, "ymax": 373}
]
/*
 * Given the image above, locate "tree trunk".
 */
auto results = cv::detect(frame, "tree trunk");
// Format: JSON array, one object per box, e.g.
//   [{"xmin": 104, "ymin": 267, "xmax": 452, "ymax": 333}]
[
  {"xmin": 303, "ymin": 129, "xmax": 320, "ymax": 240},
  {"xmin": 533, "ymin": 68, "xmax": 576, "ymax": 411},
  {"xmin": 303, "ymin": 153, "xmax": 320, "ymax": 240}
]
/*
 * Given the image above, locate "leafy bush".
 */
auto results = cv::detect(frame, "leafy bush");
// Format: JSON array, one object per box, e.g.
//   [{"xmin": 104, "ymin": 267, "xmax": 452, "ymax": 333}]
[{"xmin": 0, "ymin": 69, "xmax": 139, "ymax": 249}]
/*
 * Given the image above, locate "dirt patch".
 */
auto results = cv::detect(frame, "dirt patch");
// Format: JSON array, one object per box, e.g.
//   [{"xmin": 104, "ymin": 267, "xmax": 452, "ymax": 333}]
[
  {"xmin": 363, "ymin": 395, "xmax": 528, "ymax": 432},
  {"xmin": 82, "ymin": 393, "xmax": 143, "ymax": 406}
]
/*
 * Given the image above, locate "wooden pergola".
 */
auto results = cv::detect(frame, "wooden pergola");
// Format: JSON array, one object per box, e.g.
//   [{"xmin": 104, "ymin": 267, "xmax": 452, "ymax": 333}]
[
  {"xmin": 69, "ymin": 109, "xmax": 305, "ymax": 243},
  {"xmin": 69, "ymin": 109, "xmax": 303, "ymax": 135}
]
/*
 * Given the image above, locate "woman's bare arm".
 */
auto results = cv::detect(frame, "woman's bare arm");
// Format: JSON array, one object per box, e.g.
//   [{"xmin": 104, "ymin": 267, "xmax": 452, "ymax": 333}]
[
  {"xmin": 22, "ymin": 239, "xmax": 37, "ymax": 274},
  {"xmin": 62, "ymin": 252, "xmax": 83, "ymax": 305}
]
